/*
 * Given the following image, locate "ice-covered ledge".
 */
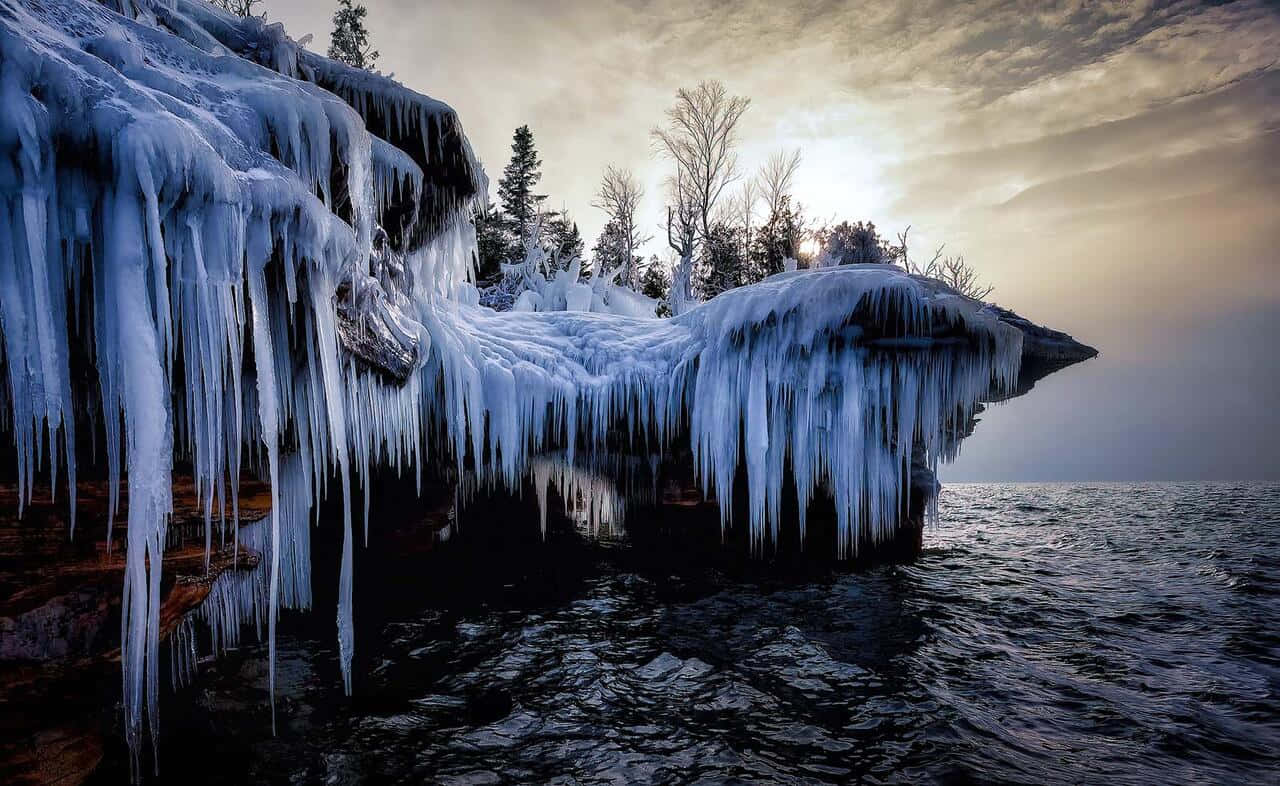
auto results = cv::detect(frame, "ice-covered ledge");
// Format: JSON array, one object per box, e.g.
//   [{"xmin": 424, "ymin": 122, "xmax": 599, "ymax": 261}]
[{"xmin": 607, "ymin": 298, "xmax": 1097, "ymax": 564}]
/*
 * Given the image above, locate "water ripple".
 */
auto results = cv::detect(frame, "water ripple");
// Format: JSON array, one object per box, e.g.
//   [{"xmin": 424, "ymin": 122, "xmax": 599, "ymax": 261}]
[{"xmin": 118, "ymin": 482, "xmax": 1280, "ymax": 785}]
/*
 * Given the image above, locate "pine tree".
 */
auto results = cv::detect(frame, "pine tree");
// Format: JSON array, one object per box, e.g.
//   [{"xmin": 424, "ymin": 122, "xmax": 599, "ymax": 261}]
[
  {"xmin": 696, "ymin": 221, "xmax": 750, "ymax": 298},
  {"xmin": 640, "ymin": 258, "xmax": 670, "ymax": 301},
  {"xmin": 543, "ymin": 209, "xmax": 584, "ymax": 265},
  {"xmin": 592, "ymin": 220, "xmax": 625, "ymax": 281},
  {"xmin": 472, "ymin": 201, "xmax": 514, "ymax": 283},
  {"xmin": 497, "ymin": 126, "xmax": 547, "ymax": 244},
  {"xmin": 328, "ymin": 0, "xmax": 379, "ymax": 70},
  {"xmin": 751, "ymin": 195, "xmax": 805, "ymax": 279}
]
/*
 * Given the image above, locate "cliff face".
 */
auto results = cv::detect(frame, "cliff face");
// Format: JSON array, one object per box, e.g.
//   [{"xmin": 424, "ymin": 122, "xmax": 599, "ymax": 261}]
[{"xmin": 0, "ymin": 477, "xmax": 272, "ymax": 785}]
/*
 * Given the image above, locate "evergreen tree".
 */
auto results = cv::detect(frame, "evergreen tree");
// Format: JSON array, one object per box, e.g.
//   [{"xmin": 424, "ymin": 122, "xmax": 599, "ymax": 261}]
[
  {"xmin": 472, "ymin": 201, "xmax": 514, "ymax": 283},
  {"xmin": 817, "ymin": 220, "xmax": 902, "ymax": 266},
  {"xmin": 497, "ymin": 126, "xmax": 547, "ymax": 243},
  {"xmin": 328, "ymin": 0, "xmax": 379, "ymax": 70},
  {"xmin": 640, "ymin": 258, "xmax": 672, "ymax": 317},
  {"xmin": 543, "ymin": 209, "xmax": 584, "ymax": 265},
  {"xmin": 640, "ymin": 257, "xmax": 670, "ymax": 303},
  {"xmin": 696, "ymin": 221, "xmax": 750, "ymax": 298},
  {"xmin": 592, "ymin": 219, "xmax": 626, "ymax": 282},
  {"xmin": 751, "ymin": 195, "xmax": 805, "ymax": 279}
]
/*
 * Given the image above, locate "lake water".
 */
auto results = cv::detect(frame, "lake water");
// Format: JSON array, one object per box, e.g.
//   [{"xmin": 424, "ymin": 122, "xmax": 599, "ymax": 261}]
[{"xmin": 95, "ymin": 482, "xmax": 1280, "ymax": 784}]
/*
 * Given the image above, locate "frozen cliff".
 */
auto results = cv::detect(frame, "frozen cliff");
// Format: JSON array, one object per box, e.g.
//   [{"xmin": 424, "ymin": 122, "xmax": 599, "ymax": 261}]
[{"xmin": 0, "ymin": 0, "xmax": 1094, "ymax": 773}]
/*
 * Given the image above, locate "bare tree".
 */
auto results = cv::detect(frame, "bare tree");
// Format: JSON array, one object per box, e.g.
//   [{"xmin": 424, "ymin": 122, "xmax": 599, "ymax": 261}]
[
  {"xmin": 665, "ymin": 172, "xmax": 699, "ymax": 315},
  {"xmin": 896, "ymin": 225, "xmax": 912, "ymax": 270},
  {"xmin": 592, "ymin": 166, "xmax": 649, "ymax": 288},
  {"xmin": 759, "ymin": 149, "xmax": 801, "ymax": 219},
  {"xmin": 651, "ymin": 81, "xmax": 751, "ymax": 246},
  {"xmin": 734, "ymin": 178, "xmax": 759, "ymax": 262},
  {"xmin": 903, "ymin": 234, "xmax": 994, "ymax": 301},
  {"xmin": 935, "ymin": 254, "xmax": 993, "ymax": 300},
  {"xmin": 212, "ymin": 0, "xmax": 264, "ymax": 17}
]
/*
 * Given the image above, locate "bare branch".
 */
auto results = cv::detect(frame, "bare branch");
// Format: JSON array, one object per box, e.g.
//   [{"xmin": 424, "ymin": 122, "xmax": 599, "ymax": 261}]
[
  {"xmin": 665, "ymin": 172, "xmax": 697, "ymax": 255},
  {"xmin": 212, "ymin": 0, "xmax": 264, "ymax": 17},
  {"xmin": 651, "ymin": 80, "xmax": 751, "ymax": 247},
  {"xmin": 593, "ymin": 166, "xmax": 649, "ymax": 287},
  {"xmin": 759, "ymin": 149, "xmax": 801, "ymax": 219},
  {"xmin": 923, "ymin": 251, "xmax": 993, "ymax": 300}
]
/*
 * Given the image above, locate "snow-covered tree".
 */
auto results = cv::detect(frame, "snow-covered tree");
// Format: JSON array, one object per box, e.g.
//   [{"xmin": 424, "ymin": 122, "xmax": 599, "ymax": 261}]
[
  {"xmin": 816, "ymin": 220, "xmax": 902, "ymax": 266},
  {"xmin": 498, "ymin": 125, "xmax": 547, "ymax": 245},
  {"xmin": 593, "ymin": 218, "xmax": 649, "ymax": 289},
  {"xmin": 592, "ymin": 166, "xmax": 648, "ymax": 289},
  {"xmin": 543, "ymin": 208, "xmax": 584, "ymax": 266},
  {"xmin": 328, "ymin": 0, "xmax": 379, "ymax": 70},
  {"xmin": 664, "ymin": 172, "xmax": 700, "ymax": 315}
]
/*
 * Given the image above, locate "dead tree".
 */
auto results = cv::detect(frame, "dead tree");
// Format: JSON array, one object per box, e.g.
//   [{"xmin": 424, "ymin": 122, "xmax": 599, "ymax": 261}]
[
  {"xmin": 902, "ymin": 231, "xmax": 993, "ymax": 301},
  {"xmin": 592, "ymin": 166, "xmax": 648, "ymax": 289}
]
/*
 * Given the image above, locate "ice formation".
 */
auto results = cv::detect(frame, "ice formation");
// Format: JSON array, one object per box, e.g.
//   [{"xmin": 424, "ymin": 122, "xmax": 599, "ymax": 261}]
[
  {"xmin": 531, "ymin": 455, "xmax": 629, "ymax": 538},
  {"xmin": 0, "ymin": 0, "xmax": 1023, "ymax": 768},
  {"xmin": 478, "ymin": 229, "xmax": 661, "ymax": 317}
]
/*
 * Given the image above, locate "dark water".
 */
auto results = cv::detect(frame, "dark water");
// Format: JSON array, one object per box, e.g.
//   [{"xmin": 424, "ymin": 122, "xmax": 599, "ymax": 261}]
[{"xmin": 114, "ymin": 483, "xmax": 1280, "ymax": 784}]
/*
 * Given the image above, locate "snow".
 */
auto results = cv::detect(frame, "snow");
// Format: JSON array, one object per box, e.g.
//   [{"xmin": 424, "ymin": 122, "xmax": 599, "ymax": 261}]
[
  {"xmin": 0, "ymin": 0, "xmax": 1023, "ymax": 767},
  {"xmin": 481, "ymin": 234, "xmax": 661, "ymax": 318}
]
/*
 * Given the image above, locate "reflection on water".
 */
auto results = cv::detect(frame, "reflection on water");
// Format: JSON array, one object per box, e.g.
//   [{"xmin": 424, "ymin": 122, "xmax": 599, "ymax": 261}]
[{"xmin": 96, "ymin": 483, "xmax": 1280, "ymax": 784}]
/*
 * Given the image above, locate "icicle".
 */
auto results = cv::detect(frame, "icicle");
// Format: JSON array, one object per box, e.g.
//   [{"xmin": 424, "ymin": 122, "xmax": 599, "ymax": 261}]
[
  {"xmin": 246, "ymin": 242, "xmax": 281, "ymax": 729},
  {"xmin": 105, "ymin": 185, "xmax": 173, "ymax": 772}
]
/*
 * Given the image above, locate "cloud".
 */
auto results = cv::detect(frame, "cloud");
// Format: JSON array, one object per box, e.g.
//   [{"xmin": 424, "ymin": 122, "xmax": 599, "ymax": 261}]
[
  {"xmin": 994, "ymin": 128, "xmax": 1280, "ymax": 218},
  {"xmin": 263, "ymin": 0, "xmax": 1280, "ymax": 479},
  {"xmin": 887, "ymin": 70, "xmax": 1280, "ymax": 218}
]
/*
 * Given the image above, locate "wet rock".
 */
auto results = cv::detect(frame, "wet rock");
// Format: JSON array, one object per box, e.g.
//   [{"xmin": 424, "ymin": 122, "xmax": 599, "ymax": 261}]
[{"xmin": 0, "ymin": 476, "xmax": 270, "ymax": 785}]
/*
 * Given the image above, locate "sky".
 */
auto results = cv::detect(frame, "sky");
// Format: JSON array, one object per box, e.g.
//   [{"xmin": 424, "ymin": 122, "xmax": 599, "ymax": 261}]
[{"xmin": 264, "ymin": 0, "xmax": 1280, "ymax": 481}]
